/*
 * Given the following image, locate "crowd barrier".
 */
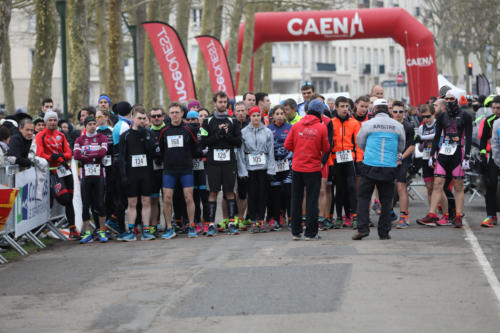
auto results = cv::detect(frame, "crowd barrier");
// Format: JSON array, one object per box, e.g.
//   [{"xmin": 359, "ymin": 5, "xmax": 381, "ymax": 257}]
[{"xmin": 0, "ymin": 165, "xmax": 68, "ymax": 264}]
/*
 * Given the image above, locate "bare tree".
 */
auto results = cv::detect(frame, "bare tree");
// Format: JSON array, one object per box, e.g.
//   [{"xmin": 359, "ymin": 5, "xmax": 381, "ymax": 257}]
[
  {"xmin": 175, "ymin": 0, "xmax": 192, "ymax": 49},
  {"xmin": 237, "ymin": 1, "xmax": 255, "ymax": 95},
  {"xmin": 106, "ymin": 0, "xmax": 125, "ymax": 103},
  {"xmin": 67, "ymin": 0, "xmax": 90, "ymax": 114},
  {"xmin": 226, "ymin": 0, "xmax": 245, "ymax": 83},
  {"xmin": 27, "ymin": 0, "xmax": 58, "ymax": 116},
  {"xmin": 195, "ymin": 0, "xmax": 215, "ymax": 106},
  {"xmin": 160, "ymin": 0, "xmax": 173, "ymax": 108},
  {"xmin": 1, "ymin": 0, "xmax": 15, "ymax": 113},
  {"xmin": 143, "ymin": 0, "xmax": 159, "ymax": 110},
  {"xmin": 133, "ymin": 2, "xmax": 146, "ymax": 103},
  {"xmin": 94, "ymin": 0, "xmax": 109, "ymax": 93}
]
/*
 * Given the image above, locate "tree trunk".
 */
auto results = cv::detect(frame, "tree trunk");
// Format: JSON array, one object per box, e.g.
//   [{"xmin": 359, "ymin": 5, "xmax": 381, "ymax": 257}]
[
  {"xmin": 0, "ymin": 0, "xmax": 15, "ymax": 113},
  {"xmin": 262, "ymin": 43, "xmax": 272, "ymax": 93},
  {"xmin": 27, "ymin": 0, "xmax": 58, "ymax": 116},
  {"xmin": 253, "ymin": 47, "xmax": 263, "ymax": 92},
  {"xmin": 237, "ymin": 2, "xmax": 255, "ymax": 95},
  {"xmin": 67, "ymin": 0, "xmax": 90, "ymax": 114},
  {"xmin": 95, "ymin": 0, "xmax": 108, "ymax": 93},
  {"xmin": 175, "ymin": 0, "xmax": 192, "ymax": 49},
  {"xmin": 133, "ymin": 2, "xmax": 146, "ymax": 104},
  {"xmin": 160, "ymin": 0, "xmax": 173, "ymax": 109},
  {"xmin": 227, "ymin": 0, "xmax": 244, "ymax": 83},
  {"xmin": 0, "ymin": 0, "xmax": 12, "ymax": 67},
  {"xmin": 107, "ymin": 0, "xmax": 125, "ymax": 103},
  {"xmin": 212, "ymin": 0, "xmax": 224, "ymax": 39},
  {"xmin": 143, "ymin": 0, "xmax": 159, "ymax": 110},
  {"xmin": 195, "ymin": 0, "xmax": 215, "ymax": 107}
]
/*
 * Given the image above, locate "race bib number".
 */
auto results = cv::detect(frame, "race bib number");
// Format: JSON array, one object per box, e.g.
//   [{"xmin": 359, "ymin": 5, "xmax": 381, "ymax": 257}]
[
  {"xmin": 423, "ymin": 148, "xmax": 431, "ymax": 160},
  {"xmin": 153, "ymin": 160, "xmax": 163, "ymax": 170},
  {"xmin": 249, "ymin": 153, "xmax": 266, "ymax": 166},
  {"xmin": 102, "ymin": 155, "xmax": 112, "ymax": 167},
  {"xmin": 276, "ymin": 159, "xmax": 289, "ymax": 172},
  {"xmin": 214, "ymin": 149, "xmax": 230, "ymax": 161},
  {"xmin": 84, "ymin": 164, "xmax": 100, "ymax": 176},
  {"xmin": 336, "ymin": 150, "xmax": 353, "ymax": 163},
  {"xmin": 193, "ymin": 158, "xmax": 204, "ymax": 171},
  {"xmin": 131, "ymin": 154, "xmax": 147, "ymax": 167},
  {"xmin": 440, "ymin": 142, "xmax": 457, "ymax": 156},
  {"xmin": 167, "ymin": 135, "xmax": 183, "ymax": 148},
  {"xmin": 56, "ymin": 165, "xmax": 72, "ymax": 178}
]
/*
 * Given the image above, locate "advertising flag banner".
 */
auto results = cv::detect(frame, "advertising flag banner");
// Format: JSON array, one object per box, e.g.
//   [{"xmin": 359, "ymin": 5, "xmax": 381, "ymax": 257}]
[
  {"xmin": 143, "ymin": 21, "xmax": 197, "ymax": 102},
  {"xmin": 195, "ymin": 35, "xmax": 235, "ymax": 99}
]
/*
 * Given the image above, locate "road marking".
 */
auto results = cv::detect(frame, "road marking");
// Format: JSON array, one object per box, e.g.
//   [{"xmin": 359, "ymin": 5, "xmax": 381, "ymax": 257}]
[{"xmin": 463, "ymin": 218, "xmax": 500, "ymax": 308}]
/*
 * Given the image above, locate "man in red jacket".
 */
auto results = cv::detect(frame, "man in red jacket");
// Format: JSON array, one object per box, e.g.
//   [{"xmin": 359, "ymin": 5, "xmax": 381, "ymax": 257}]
[
  {"xmin": 35, "ymin": 110, "xmax": 78, "ymax": 240},
  {"xmin": 285, "ymin": 99, "xmax": 330, "ymax": 240}
]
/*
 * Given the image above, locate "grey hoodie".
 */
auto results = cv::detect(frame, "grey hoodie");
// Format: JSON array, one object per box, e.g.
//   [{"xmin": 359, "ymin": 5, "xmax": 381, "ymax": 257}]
[
  {"xmin": 491, "ymin": 117, "xmax": 500, "ymax": 168},
  {"xmin": 237, "ymin": 124, "xmax": 276, "ymax": 177}
]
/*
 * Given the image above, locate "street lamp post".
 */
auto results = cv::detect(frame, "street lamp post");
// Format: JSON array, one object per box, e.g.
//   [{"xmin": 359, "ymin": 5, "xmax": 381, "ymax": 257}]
[
  {"xmin": 122, "ymin": 14, "xmax": 139, "ymax": 104},
  {"xmin": 55, "ymin": 0, "xmax": 68, "ymax": 120}
]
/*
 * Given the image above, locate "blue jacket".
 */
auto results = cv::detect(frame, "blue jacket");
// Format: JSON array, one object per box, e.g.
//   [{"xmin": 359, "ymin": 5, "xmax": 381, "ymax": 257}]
[
  {"xmin": 268, "ymin": 122, "xmax": 292, "ymax": 161},
  {"xmin": 356, "ymin": 112, "xmax": 405, "ymax": 181},
  {"xmin": 112, "ymin": 116, "xmax": 132, "ymax": 147}
]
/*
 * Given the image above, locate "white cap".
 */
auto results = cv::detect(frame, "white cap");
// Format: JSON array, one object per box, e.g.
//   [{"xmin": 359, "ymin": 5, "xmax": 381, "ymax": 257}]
[
  {"xmin": 373, "ymin": 99, "xmax": 388, "ymax": 107},
  {"xmin": 445, "ymin": 89, "xmax": 461, "ymax": 100}
]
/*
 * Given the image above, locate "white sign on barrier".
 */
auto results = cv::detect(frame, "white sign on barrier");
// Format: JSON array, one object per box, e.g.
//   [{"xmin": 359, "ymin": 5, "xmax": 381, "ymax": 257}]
[{"xmin": 14, "ymin": 168, "xmax": 50, "ymax": 237}]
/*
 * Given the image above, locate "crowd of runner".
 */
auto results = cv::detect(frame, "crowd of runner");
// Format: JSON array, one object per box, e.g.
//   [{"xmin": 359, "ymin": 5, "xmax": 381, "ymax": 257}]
[{"xmin": 1, "ymin": 83, "xmax": 499, "ymax": 242}]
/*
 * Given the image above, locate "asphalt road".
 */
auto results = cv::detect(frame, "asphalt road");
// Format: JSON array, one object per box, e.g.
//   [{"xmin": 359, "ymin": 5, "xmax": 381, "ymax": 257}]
[{"xmin": 0, "ymin": 189, "xmax": 499, "ymax": 333}]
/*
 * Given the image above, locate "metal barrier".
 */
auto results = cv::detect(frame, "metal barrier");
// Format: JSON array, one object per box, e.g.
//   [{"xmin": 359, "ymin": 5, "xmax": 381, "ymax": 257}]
[{"xmin": 0, "ymin": 165, "xmax": 67, "ymax": 264}]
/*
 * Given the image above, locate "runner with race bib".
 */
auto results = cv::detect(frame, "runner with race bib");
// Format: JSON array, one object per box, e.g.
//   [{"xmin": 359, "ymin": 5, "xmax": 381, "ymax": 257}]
[
  {"xmin": 73, "ymin": 116, "xmax": 109, "ymax": 243},
  {"xmin": 267, "ymin": 105, "xmax": 293, "ymax": 230},
  {"xmin": 418, "ymin": 90, "xmax": 473, "ymax": 228},
  {"xmin": 329, "ymin": 96, "xmax": 360, "ymax": 229},
  {"xmin": 118, "ymin": 105, "xmax": 159, "ymax": 241},
  {"xmin": 238, "ymin": 106, "xmax": 276, "ymax": 233},
  {"xmin": 200, "ymin": 91, "xmax": 242, "ymax": 236},
  {"xmin": 158, "ymin": 103, "xmax": 200, "ymax": 239}
]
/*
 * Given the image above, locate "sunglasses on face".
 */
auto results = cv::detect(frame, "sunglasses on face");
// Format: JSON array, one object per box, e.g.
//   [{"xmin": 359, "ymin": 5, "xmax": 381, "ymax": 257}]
[
  {"xmin": 445, "ymin": 97, "xmax": 455, "ymax": 101},
  {"xmin": 150, "ymin": 114, "xmax": 163, "ymax": 118},
  {"xmin": 392, "ymin": 110, "xmax": 404, "ymax": 114},
  {"xmin": 422, "ymin": 115, "xmax": 432, "ymax": 119}
]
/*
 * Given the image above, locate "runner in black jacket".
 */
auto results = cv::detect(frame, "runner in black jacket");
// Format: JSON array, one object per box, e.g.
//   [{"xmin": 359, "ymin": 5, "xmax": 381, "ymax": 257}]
[{"xmin": 200, "ymin": 91, "xmax": 242, "ymax": 236}]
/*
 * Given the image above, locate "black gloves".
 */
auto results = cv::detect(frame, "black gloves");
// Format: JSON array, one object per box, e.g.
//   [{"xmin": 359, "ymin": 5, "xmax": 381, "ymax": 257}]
[
  {"xmin": 50, "ymin": 153, "xmax": 63, "ymax": 161},
  {"xmin": 480, "ymin": 153, "xmax": 488, "ymax": 174},
  {"xmin": 414, "ymin": 135, "xmax": 422, "ymax": 144}
]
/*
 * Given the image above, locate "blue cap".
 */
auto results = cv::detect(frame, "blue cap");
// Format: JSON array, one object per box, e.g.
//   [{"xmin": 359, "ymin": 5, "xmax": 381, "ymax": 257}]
[
  {"xmin": 186, "ymin": 110, "xmax": 199, "ymax": 119},
  {"xmin": 307, "ymin": 99, "xmax": 326, "ymax": 113}
]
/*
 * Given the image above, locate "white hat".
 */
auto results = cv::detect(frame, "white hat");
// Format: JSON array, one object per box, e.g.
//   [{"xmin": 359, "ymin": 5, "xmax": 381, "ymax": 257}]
[
  {"xmin": 373, "ymin": 99, "xmax": 388, "ymax": 107},
  {"xmin": 445, "ymin": 89, "xmax": 461, "ymax": 100},
  {"xmin": 44, "ymin": 110, "xmax": 58, "ymax": 122}
]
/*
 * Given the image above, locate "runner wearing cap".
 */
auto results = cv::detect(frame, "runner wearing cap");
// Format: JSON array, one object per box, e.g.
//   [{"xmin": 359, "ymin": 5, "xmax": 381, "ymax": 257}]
[
  {"xmin": 353, "ymin": 99, "xmax": 405, "ymax": 241},
  {"xmin": 35, "ymin": 110, "xmax": 79, "ymax": 240}
]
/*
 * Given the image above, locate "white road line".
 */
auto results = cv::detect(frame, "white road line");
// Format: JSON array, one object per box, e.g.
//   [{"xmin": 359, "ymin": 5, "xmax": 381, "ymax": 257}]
[{"xmin": 463, "ymin": 218, "xmax": 500, "ymax": 308}]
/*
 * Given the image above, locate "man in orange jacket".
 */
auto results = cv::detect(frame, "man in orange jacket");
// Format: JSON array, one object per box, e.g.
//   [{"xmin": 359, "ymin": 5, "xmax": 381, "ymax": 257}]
[{"xmin": 329, "ymin": 96, "xmax": 361, "ymax": 229}]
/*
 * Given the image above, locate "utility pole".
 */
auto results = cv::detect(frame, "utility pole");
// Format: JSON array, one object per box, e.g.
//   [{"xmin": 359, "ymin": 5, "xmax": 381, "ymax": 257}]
[{"xmin": 122, "ymin": 14, "xmax": 139, "ymax": 104}]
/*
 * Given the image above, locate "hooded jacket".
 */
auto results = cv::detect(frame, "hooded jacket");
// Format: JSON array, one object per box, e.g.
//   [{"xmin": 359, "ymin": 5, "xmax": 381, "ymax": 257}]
[
  {"xmin": 8, "ymin": 133, "xmax": 32, "ymax": 168},
  {"xmin": 284, "ymin": 114, "xmax": 330, "ymax": 173},
  {"xmin": 237, "ymin": 124, "xmax": 276, "ymax": 177}
]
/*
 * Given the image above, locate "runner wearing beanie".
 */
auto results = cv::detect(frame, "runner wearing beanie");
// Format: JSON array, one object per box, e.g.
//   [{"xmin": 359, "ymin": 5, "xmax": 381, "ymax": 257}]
[{"xmin": 237, "ymin": 106, "xmax": 276, "ymax": 233}]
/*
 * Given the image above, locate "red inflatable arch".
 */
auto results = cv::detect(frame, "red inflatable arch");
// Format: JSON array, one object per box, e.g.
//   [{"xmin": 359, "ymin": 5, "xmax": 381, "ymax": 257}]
[{"xmin": 236, "ymin": 8, "xmax": 438, "ymax": 105}]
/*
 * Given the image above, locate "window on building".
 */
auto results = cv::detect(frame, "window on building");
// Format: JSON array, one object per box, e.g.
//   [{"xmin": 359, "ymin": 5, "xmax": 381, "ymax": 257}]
[
  {"xmin": 334, "ymin": 81, "xmax": 339, "ymax": 91},
  {"xmin": 189, "ymin": 45, "xmax": 198, "ymax": 71},
  {"xmin": 352, "ymin": 47, "xmax": 357, "ymax": 67},
  {"xmin": 367, "ymin": 48, "xmax": 371, "ymax": 66},
  {"xmin": 360, "ymin": 47, "xmax": 364, "ymax": 66},
  {"xmin": 331, "ymin": 46, "xmax": 336, "ymax": 63},
  {"xmin": 272, "ymin": 44, "xmax": 276, "ymax": 64},
  {"xmin": 381, "ymin": 48, "xmax": 385, "ymax": 66},
  {"xmin": 375, "ymin": 0, "xmax": 384, "ymax": 7},
  {"xmin": 280, "ymin": 44, "xmax": 290, "ymax": 65},
  {"xmin": 191, "ymin": 8, "xmax": 202, "ymax": 27},
  {"xmin": 344, "ymin": 48, "xmax": 348, "ymax": 70},
  {"xmin": 338, "ymin": 46, "xmax": 342, "ymax": 68},
  {"xmin": 374, "ymin": 49, "xmax": 378, "ymax": 75},
  {"xmin": 29, "ymin": 49, "xmax": 35, "ymax": 72},
  {"xmin": 392, "ymin": 0, "xmax": 399, "ymax": 7},
  {"xmin": 389, "ymin": 46, "xmax": 394, "ymax": 70},
  {"xmin": 396, "ymin": 49, "xmax": 401, "ymax": 72},
  {"xmin": 291, "ymin": 44, "xmax": 299, "ymax": 65}
]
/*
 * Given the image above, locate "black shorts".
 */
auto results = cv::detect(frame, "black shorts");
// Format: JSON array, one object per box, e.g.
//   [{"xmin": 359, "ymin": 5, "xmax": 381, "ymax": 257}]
[
  {"xmin": 396, "ymin": 159, "xmax": 410, "ymax": 183},
  {"xmin": 127, "ymin": 176, "xmax": 152, "ymax": 198},
  {"xmin": 151, "ymin": 171, "xmax": 163, "ymax": 197},
  {"xmin": 206, "ymin": 163, "xmax": 236, "ymax": 193},
  {"xmin": 237, "ymin": 176, "xmax": 248, "ymax": 200},
  {"xmin": 422, "ymin": 162, "xmax": 434, "ymax": 182}
]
